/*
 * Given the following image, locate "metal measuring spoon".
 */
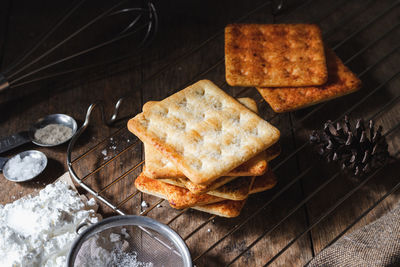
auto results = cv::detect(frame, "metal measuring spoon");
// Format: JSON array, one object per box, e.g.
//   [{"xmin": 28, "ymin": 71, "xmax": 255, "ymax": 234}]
[
  {"xmin": 0, "ymin": 114, "xmax": 77, "ymax": 154},
  {"xmin": 0, "ymin": 150, "xmax": 47, "ymax": 182}
]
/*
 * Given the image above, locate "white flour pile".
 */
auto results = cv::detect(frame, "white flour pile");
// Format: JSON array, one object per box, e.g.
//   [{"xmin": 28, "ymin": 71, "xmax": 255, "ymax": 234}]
[
  {"xmin": 4, "ymin": 154, "xmax": 45, "ymax": 181},
  {"xmin": 75, "ymin": 228, "xmax": 153, "ymax": 267},
  {"xmin": 0, "ymin": 181, "xmax": 99, "ymax": 267}
]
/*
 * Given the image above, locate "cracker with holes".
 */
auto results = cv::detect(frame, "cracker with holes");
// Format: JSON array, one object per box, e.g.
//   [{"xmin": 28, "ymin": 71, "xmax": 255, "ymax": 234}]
[
  {"xmin": 128, "ymin": 80, "xmax": 280, "ymax": 184},
  {"xmin": 192, "ymin": 199, "xmax": 247, "ymax": 218},
  {"xmin": 152, "ymin": 172, "xmax": 239, "ymax": 195},
  {"xmin": 192, "ymin": 171, "xmax": 277, "ymax": 217},
  {"xmin": 225, "ymin": 24, "xmax": 328, "ymax": 87},
  {"xmin": 135, "ymin": 173, "xmax": 225, "ymax": 209},
  {"xmin": 256, "ymin": 48, "xmax": 362, "ymax": 112},
  {"xmin": 157, "ymin": 169, "xmax": 276, "ymax": 199},
  {"xmin": 135, "ymin": 171, "xmax": 276, "ymax": 217},
  {"xmin": 142, "ymin": 98, "xmax": 280, "ymax": 180},
  {"xmin": 163, "ymin": 176, "xmax": 255, "ymax": 201}
]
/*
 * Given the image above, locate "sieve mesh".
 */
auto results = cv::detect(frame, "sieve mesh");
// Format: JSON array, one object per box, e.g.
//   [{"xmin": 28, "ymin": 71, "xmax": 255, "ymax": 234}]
[{"xmin": 68, "ymin": 216, "xmax": 191, "ymax": 267}]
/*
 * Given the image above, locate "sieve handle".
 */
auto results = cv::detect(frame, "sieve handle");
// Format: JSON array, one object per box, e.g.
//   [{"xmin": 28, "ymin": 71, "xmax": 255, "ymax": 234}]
[{"xmin": 0, "ymin": 131, "xmax": 32, "ymax": 154}]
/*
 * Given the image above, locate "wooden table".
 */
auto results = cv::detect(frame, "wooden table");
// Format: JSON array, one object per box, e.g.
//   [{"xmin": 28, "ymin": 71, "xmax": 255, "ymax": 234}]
[{"xmin": 1, "ymin": 0, "xmax": 399, "ymax": 266}]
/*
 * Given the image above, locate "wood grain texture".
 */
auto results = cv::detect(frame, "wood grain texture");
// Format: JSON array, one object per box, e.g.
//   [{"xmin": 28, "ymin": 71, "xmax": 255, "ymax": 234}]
[
  {"xmin": 0, "ymin": 0, "xmax": 399, "ymax": 266},
  {"xmin": 275, "ymin": 0, "xmax": 400, "ymax": 260}
]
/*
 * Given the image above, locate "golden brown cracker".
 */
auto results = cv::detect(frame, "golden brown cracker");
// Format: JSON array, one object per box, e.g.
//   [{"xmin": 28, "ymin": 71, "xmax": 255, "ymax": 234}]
[
  {"xmin": 192, "ymin": 199, "xmax": 247, "ymax": 218},
  {"xmin": 142, "ymin": 98, "xmax": 279, "ymax": 180},
  {"xmin": 250, "ymin": 170, "xmax": 277, "ymax": 194},
  {"xmin": 159, "ymin": 176, "xmax": 254, "ymax": 200},
  {"xmin": 156, "ymin": 174, "xmax": 240, "ymax": 195},
  {"xmin": 225, "ymin": 24, "xmax": 327, "ymax": 87},
  {"xmin": 257, "ymin": 48, "xmax": 361, "ymax": 112},
  {"xmin": 208, "ymin": 176, "xmax": 255, "ymax": 200},
  {"xmin": 128, "ymin": 80, "xmax": 280, "ymax": 184},
  {"xmin": 135, "ymin": 171, "xmax": 277, "ymax": 217},
  {"xmin": 134, "ymin": 173, "xmax": 224, "ymax": 209}
]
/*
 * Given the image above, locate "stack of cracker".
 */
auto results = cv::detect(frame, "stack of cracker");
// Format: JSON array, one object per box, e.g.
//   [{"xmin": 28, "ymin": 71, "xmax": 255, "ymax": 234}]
[
  {"xmin": 128, "ymin": 80, "xmax": 280, "ymax": 217},
  {"xmin": 225, "ymin": 24, "xmax": 362, "ymax": 112}
]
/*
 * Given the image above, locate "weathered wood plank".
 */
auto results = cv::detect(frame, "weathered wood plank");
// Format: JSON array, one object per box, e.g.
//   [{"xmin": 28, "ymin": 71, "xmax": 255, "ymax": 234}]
[
  {"xmin": 1, "ymin": 0, "xmax": 399, "ymax": 266},
  {"xmin": 137, "ymin": 1, "xmax": 314, "ymax": 266},
  {"xmin": 276, "ymin": 0, "xmax": 400, "ymax": 257}
]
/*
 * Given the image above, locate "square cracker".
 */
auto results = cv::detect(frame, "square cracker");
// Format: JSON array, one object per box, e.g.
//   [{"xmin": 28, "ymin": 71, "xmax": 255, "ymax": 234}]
[
  {"xmin": 142, "ymin": 97, "xmax": 279, "ymax": 179},
  {"xmin": 154, "ymin": 173, "xmax": 240, "ymax": 195},
  {"xmin": 135, "ymin": 173, "xmax": 225, "ymax": 209},
  {"xmin": 250, "ymin": 169, "xmax": 277, "ymax": 194},
  {"xmin": 257, "ymin": 48, "xmax": 361, "ymax": 112},
  {"xmin": 135, "ymin": 171, "xmax": 277, "ymax": 217},
  {"xmin": 128, "ymin": 80, "xmax": 280, "ymax": 184},
  {"xmin": 158, "ymin": 169, "xmax": 276, "ymax": 198},
  {"xmin": 192, "ymin": 200, "xmax": 247, "ymax": 218},
  {"xmin": 191, "ymin": 171, "xmax": 276, "ymax": 217},
  {"xmin": 225, "ymin": 24, "xmax": 328, "ymax": 87},
  {"xmin": 135, "ymin": 173, "xmax": 248, "ymax": 217},
  {"xmin": 159, "ymin": 176, "xmax": 255, "ymax": 201}
]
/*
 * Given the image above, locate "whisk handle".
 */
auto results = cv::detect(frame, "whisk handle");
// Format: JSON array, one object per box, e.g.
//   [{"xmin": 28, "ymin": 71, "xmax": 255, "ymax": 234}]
[{"xmin": 0, "ymin": 73, "xmax": 9, "ymax": 91}]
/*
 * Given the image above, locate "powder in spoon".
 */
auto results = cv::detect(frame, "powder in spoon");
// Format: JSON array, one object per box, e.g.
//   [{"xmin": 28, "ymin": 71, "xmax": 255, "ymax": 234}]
[
  {"xmin": 34, "ymin": 124, "xmax": 73, "ymax": 145},
  {"xmin": 4, "ymin": 154, "xmax": 45, "ymax": 181}
]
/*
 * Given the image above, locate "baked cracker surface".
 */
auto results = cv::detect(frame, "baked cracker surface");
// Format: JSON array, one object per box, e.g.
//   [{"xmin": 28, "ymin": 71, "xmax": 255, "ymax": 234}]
[
  {"xmin": 156, "ymin": 174, "xmax": 240, "ymax": 195},
  {"xmin": 192, "ymin": 200, "xmax": 247, "ymax": 218},
  {"xmin": 142, "ymin": 97, "xmax": 275, "ymax": 179},
  {"xmin": 161, "ymin": 176, "xmax": 254, "ymax": 201},
  {"xmin": 250, "ymin": 170, "xmax": 277, "ymax": 194},
  {"xmin": 225, "ymin": 23, "xmax": 328, "ymax": 87},
  {"xmin": 257, "ymin": 48, "xmax": 361, "ymax": 112},
  {"xmin": 128, "ymin": 80, "xmax": 280, "ymax": 184},
  {"xmin": 135, "ymin": 171, "xmax": 277, "ymax": 217},
  {"xmin": 134, "ymin": 173, "xmax": 224, "ymax": 209}
]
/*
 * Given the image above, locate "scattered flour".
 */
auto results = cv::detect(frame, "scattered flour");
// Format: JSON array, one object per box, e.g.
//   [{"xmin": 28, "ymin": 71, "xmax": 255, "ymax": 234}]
[
  {"xmin": 0, "ymin": 181, "xmax": 99, "ymax": 267},
  {"xmin": 4, "ymin": 154, "xmax": 45, "ymax": 181}
]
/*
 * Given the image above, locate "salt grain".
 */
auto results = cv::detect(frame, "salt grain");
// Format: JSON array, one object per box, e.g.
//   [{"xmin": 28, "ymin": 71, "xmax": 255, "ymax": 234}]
[
  {"xmin": 34, "ymin": 124, "xmax": 73, "ymax": 145},
  {"xmin": 4, "ymin": 154, "xmax": 45, "ymax": 181},
  {"xmin": 141, "ymin": 201, "xmax": 149, "ymax": 208}
]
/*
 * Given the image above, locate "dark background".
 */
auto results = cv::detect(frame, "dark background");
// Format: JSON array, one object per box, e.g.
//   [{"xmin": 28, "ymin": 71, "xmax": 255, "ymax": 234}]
[{"xmin": 0, "ymin": 0, "xmax": 399, "ymax": 266}]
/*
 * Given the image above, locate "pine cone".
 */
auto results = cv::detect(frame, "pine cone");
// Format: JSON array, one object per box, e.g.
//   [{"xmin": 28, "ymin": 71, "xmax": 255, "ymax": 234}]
[{"xmin": 310, "ymin": 115, "xmax": 389, "ymax": 176}]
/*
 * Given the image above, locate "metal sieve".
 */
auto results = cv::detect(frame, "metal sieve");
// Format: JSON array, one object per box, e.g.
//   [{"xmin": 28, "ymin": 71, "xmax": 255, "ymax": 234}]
[{"xmin": 67, "ymin": 215, "xmax": 192, "ymax": 267}]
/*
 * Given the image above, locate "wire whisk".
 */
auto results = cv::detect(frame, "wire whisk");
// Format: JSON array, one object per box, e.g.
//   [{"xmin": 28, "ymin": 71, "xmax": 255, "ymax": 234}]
[{"xmin": 0, "ymin": 0, "xmax": 157, "ymax": 91}]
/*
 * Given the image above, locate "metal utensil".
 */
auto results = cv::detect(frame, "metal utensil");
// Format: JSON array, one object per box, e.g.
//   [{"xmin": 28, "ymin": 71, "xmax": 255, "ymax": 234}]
[
  {"xmin": 0, "ymin": 114, "xmax": 77, "ymax": 154},
  {"xmin": 0, "ymin": 150, "xmax": 47, "ymax": 182},
  {"xmin": 68, "ymin": 215, "xmax": 192, "ymax": 267}
]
